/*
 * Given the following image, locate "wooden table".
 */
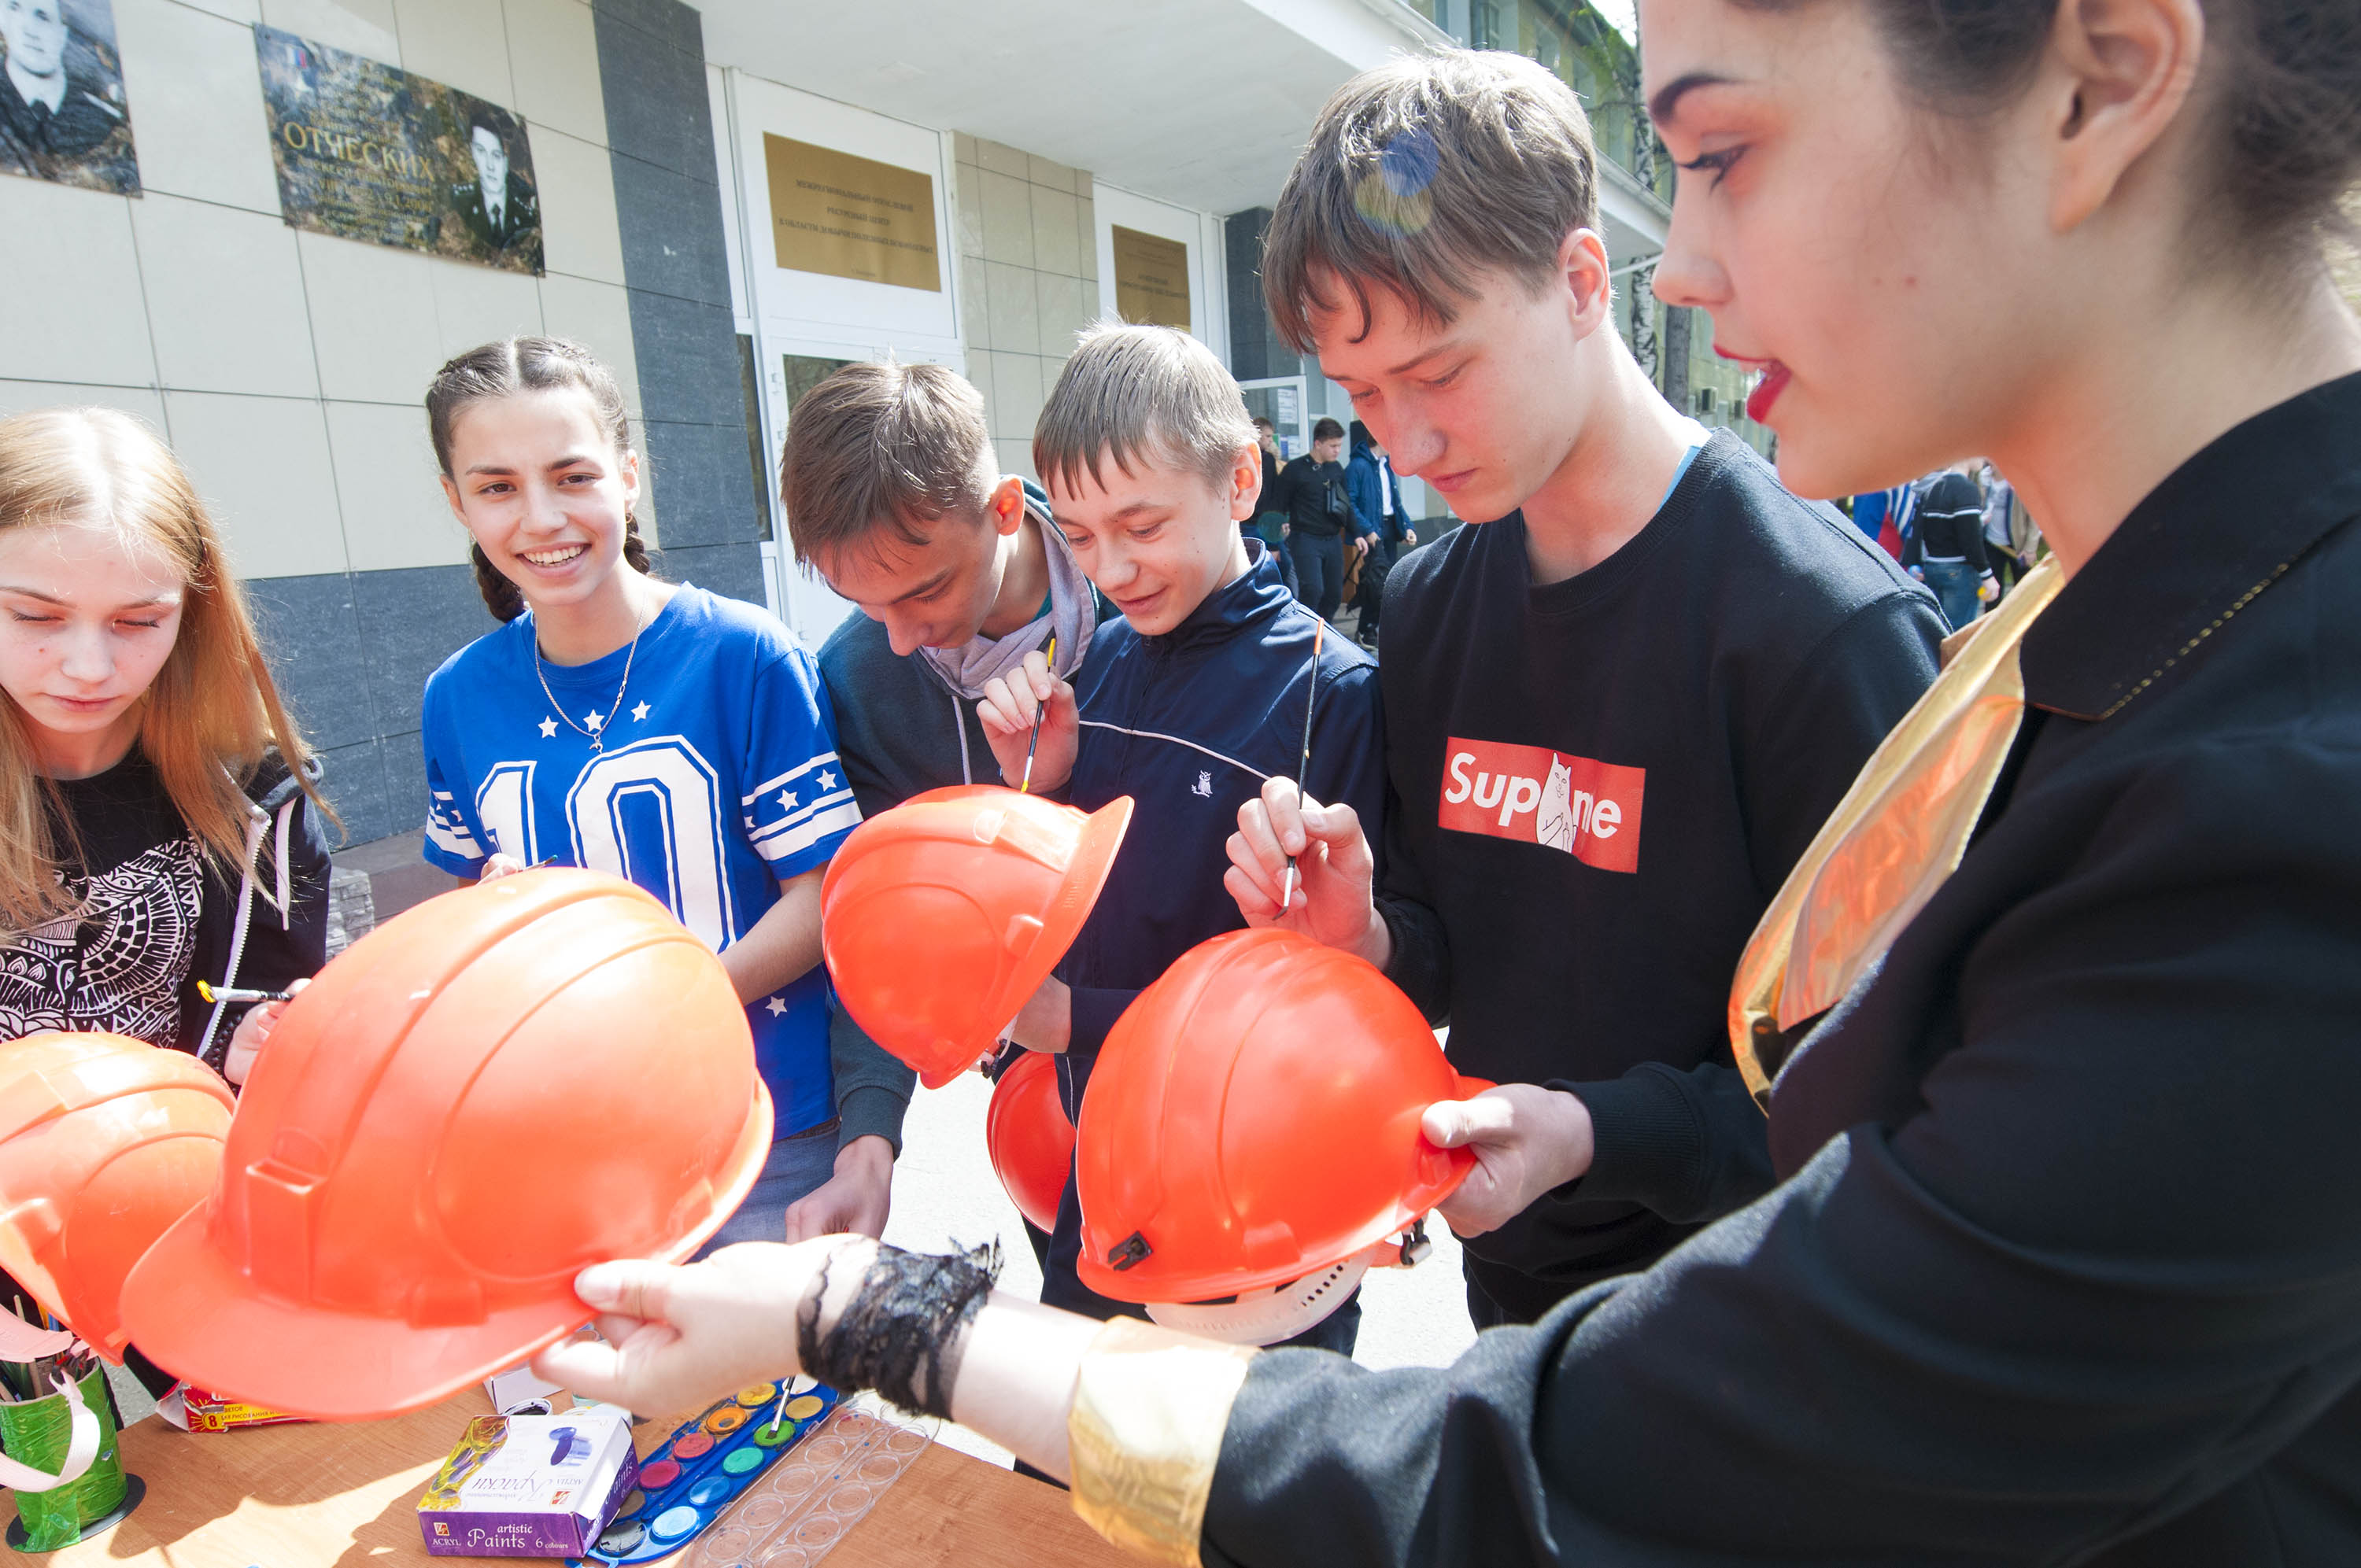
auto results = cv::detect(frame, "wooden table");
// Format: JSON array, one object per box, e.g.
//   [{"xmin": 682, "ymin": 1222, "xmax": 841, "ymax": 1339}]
[{"xmin": 43, "ymin": 1393, "xmax": 1132, "ymax": 1567}]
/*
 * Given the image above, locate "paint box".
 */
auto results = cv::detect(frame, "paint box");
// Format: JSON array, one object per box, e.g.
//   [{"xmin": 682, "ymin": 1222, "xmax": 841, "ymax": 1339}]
[
  {"xmin": 419, "ymin": 1407, "xmax": 639, "ymax": 1557},
  {"xmin": 577, "ymin": 1379, "xmax": 839, "ymax": 1564}
]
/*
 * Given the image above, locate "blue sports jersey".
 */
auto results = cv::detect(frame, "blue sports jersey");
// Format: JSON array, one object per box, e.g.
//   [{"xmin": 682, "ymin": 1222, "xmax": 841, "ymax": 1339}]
[{"xmin": 419, "ymin": 586, "xmax": 859, "ymax": 1134}]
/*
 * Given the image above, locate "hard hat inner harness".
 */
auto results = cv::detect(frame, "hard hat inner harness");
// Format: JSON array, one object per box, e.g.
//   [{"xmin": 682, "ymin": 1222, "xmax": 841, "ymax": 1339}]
[{"xmin": 796, "ymin": 1240, "xmax": 1003, "ymax": 1419}]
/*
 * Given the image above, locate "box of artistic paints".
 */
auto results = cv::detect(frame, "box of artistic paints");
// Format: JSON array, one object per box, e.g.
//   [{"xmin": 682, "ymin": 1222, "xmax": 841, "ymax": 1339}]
[{"xmin": 417, "ymin": 1406, "xmax": 640, "ymax": 1557}]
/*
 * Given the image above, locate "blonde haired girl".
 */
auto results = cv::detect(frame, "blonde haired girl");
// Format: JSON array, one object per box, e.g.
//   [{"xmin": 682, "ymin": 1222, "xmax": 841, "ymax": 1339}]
[{"xmin": 0, "ymin": 408, "xmax": 332, "ymax": 1082}]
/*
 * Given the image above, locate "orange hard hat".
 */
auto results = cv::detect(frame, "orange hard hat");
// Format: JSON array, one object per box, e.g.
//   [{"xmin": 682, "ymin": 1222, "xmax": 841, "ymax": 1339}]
[
  {"xmin": 1075, "ymin": 928, "xmax": 1483, "ymax": 1332},
  {"xmin": 0, "ymin": 1032, "xmax": 234, "ymax": 1361},
  {"xmin": 821, "ymin": 786, "xmax": 1132, "ymax": 1090},
  {"xmin": 986, "ymin": 1051, "xmax": 1073, "ymax": 1233},
  {"xmin": 119, "ymin": 869, "xmax": 771, "ymax": 1422}
]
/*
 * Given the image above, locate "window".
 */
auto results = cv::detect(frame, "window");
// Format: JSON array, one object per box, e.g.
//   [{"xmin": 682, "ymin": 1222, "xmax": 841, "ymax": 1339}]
[{"xmin": 737, "ymin": 335, "xmax": 771, "ymax": 541}]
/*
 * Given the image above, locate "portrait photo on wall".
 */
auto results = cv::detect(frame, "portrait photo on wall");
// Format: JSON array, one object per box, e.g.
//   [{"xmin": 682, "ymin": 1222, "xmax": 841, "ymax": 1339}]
[
  {"xmin": 444, "ymin": 100, "xmax": 539, "ymax": 267},
  {"xmin": 255, "ymin": 24, "xmax": 542, "ymax": 276},
  {"xmin": 0, "ymin": 0, "xmax": 139, "ymax": 195}
]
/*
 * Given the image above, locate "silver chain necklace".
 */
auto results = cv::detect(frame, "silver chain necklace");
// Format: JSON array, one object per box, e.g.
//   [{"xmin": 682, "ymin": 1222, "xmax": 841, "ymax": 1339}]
[{"xmin": 534, "ymin": 610, "xmax": 646, "ymax": 755}]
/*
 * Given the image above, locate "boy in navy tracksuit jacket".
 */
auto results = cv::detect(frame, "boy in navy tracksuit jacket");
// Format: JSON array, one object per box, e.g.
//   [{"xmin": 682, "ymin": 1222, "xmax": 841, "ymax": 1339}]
[{"xmin": 977, "ymin": 325, "xmax": 1385, "ymax": 1355}]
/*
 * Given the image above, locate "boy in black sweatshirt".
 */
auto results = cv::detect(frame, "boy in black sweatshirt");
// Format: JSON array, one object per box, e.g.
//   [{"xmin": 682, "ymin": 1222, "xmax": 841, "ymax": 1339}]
[{"xmin": 1226, "ymin": 50, "xmax": 1945, "ymax": 1325}]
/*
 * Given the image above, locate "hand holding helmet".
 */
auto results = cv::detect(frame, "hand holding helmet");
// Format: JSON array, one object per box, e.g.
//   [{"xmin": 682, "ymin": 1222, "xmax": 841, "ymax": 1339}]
[
  {"xmin": 534, "ymin": 1239, "xmax": 851, "ymax": 1419},
  {"xmin": 120, "ymin": 868, "xmax": 772, "ymax": 1421},
  {"xmin": 1421, "ymin": 1085, "xmax": 1598, "ymax": 1237},
  {"xmin": 1076, "ymin": 928, "xmax": 1483, "ymax": 1345}
]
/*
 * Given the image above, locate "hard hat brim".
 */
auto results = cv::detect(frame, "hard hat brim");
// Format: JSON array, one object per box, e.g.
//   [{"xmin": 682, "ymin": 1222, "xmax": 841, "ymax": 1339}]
[
  {"xmin": 1076, "ymin": 1116, "xmax": 1478, "ymax": 1304},
  {"xmin": 118, "ymin": 1083, "xmax": 775, "ymax": 1422}
]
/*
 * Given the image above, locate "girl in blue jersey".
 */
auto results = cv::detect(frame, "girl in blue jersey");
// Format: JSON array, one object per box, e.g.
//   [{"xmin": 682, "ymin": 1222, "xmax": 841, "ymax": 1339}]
[{"xmin": 417, "ymin": 338, "xmax": 861, "ymax": 1246}]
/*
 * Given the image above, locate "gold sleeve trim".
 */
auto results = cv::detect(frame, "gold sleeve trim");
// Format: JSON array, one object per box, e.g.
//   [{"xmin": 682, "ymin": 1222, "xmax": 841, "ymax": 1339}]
[{"xmin": 1067, "ymin": 1316, "xmax": 1258, "ymax": 1566}]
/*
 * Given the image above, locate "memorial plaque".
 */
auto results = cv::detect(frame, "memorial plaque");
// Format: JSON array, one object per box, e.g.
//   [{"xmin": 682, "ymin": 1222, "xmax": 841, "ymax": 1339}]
[
  {"xmin": 0, "ymin": 0, "xmax": 139, "ymax": 195},
  {"xmin": 1111, "ymin": 225, "xmax": 1190, "ymax": 332},
  {"xmin": 763, "ymin": 134, "xmax": 940, "ymax": 292},
  {"xmin": 256, "ymin": 24, "xmax": 542, "ymax": 275}
]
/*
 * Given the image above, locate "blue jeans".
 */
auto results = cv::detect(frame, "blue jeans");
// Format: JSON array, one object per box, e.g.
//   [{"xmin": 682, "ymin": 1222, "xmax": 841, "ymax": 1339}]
[
  {"xmin": 694, "ymin": 1119, "xmax": 841, "ymax": 1256},
  {"xmin": 1288, "ymin": 529, "xmax": 1345, "ymax": 619},
  {"xmin": 1922, "ymin": 559, "xmax": 1981, "ymax": 633}
]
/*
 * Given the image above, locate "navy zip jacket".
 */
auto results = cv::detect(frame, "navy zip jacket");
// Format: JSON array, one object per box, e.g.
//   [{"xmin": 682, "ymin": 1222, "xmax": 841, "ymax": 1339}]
[
  {"xmin": 816, "ymin": 484, "xmax": 1116, "ymax": 1152},
  {"xmin": 1056, "ymin": 541, "xmax": 1386, "ymax": 1077}
]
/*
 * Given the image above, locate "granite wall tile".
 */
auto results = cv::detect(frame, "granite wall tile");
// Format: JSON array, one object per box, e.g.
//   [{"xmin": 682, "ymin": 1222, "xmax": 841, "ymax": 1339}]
[
  {"xmin": 647, "ymin": 541, "xmax": 767, "ymax": 607},
  {"xmin": 608, "ymin": 152, "xmax": 732, "ymax": 306},
  {"xmin": 353, "ymin": 563, "xmax": 490, "ymax": 737},
  {"xmin": 641, "ymin": 419, "xmax": 762, "ymax": 548},
  {"xmin": 316, "ymin": 736, "xmax": 395, "ymax": 847},
  {"xmin": 623, "ymin": 292, "xmax": 745, "ymax": 426},
  {"xmin": 246, "ymin": 571, "xmax": 375, "ymax": 751},
  {"xmin": 592, "ymin": 16, "xmax": 713, "ymax": 181},
  {"xmin": 590, "ymin": 0, "xmax": 700, "ymax": 58},
  {"xmin": 377, "ymin": 729, "xmax": 430, "ymax": 840}
]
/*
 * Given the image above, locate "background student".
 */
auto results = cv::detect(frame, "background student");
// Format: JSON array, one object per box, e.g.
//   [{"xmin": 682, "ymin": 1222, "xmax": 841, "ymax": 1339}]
[
  {"xmin": 0, "ymin": 408, "xmax": 330, "ymax": 1083},
  {"xmin": 416, "ymin": 338, "xmax": 861, "ymax": 1249},
  {"xmin": 1263, "ymin": 415, "xmax": 1367, "ymax": 618},
  {"xmin": 974, "ymin": 324, "xmax": 1386, "ymax": 1352},
  {"xmin": 777, "ymin": 358, "xmax": 1116, "ymax": 1250},
  {"xmin": 1344, "ymin": 419, "xmax": 1416, "ymax": 649},
  {"xmin": 1227, "ymin": 51, "xmax": 1945, "ymax": 1328},
  {"xmin": 1901, "ymin": 457, "xmax": 1998, "ymax": 627},
  {"xmin": 1247, "ymin": 415, "xmax": 1301, "ymax": 600}
]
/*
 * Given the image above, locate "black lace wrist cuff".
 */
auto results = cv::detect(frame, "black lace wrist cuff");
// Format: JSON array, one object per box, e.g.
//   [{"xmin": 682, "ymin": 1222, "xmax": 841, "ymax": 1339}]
[{"xmin": 797, "ymin": 1241, "xmax": 1002, "ymax": 1419}]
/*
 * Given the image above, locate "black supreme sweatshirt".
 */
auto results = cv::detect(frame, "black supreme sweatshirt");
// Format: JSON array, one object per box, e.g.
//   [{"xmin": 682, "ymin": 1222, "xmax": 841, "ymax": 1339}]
[{"xmin": 1374, "ymin": 431, "xmax": 1944, "ymax": 1319}]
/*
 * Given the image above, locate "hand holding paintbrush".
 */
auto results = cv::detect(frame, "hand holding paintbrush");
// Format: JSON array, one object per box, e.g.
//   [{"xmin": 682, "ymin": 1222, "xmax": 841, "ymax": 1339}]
[
  {"xmin": 1220, "ymin": 625, "xmax": 1393, "ymax": 968},
  {"xmin": 976, "ymin": 640, "xmax": 1079, "ymax": 794}
]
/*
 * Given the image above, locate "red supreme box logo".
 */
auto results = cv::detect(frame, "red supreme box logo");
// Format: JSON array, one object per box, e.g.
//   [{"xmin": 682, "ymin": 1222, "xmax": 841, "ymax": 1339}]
[{"xmin": 1439, "ymin": 737, "xmax": 1644, "ymax": 873}]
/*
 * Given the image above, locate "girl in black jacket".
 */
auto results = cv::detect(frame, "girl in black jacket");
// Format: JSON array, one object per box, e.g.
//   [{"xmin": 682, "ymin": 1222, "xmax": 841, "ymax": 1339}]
[{"xmin": 0, "ymin": 409, "xmax": 331, "ymax": 1083}]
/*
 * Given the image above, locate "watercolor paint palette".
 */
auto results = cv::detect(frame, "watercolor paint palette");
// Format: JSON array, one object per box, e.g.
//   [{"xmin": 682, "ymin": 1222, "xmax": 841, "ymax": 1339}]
[
  {"xmin": 575, "ymin": 1377, "xmax": 838, "ymax": 1565},
  {"xmin": 689, "ymin": 1404, "xmax": 933, "ymax": 1568}
]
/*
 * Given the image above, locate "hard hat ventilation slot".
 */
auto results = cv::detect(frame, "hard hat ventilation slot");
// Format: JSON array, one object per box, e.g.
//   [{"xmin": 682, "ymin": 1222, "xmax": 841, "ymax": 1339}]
[{"xmin": 1107, "ymin": 1231, "xmax": 1151, "ymax": 1271}]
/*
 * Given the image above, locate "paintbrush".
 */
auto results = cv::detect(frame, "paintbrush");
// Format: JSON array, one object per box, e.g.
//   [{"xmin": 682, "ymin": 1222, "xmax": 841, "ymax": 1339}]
[
  {"xmin": 1279, "ymin": 621, "xmax": 1326, "ymax": 913},
  {"xmin": 198, "ymin": 982, "xmax": 291, "ymax": 1005},
  {"xmin": 1018, "ymin": 634, "xmax": 1059, "ymax": 795}
]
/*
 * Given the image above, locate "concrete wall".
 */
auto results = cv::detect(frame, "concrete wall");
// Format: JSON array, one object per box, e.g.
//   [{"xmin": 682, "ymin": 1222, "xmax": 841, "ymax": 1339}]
[{"xmin": 951, "ymin": 135, "xmax": 1103, "ymax": 483}]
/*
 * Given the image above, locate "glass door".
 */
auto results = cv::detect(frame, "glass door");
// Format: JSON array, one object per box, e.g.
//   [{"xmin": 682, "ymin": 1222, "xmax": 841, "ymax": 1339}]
[{"xmin": 1238, "ymin": 375, "xmax": 1310, "ymax": 459}]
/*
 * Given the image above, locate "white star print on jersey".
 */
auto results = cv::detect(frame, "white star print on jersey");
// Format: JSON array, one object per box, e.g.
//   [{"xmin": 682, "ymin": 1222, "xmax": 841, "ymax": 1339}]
[
  {"xmin": 632, "ymin": 701, "xmax": 651, "ymax": 722},
  {"xmin": 421, "ymin": 587, "xmax": 863, "ymax": 1137},
  {"xmin": 586, "ymin": 710, "xmax": 605, "ymax": 732}
]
